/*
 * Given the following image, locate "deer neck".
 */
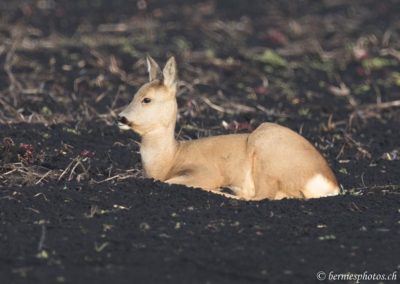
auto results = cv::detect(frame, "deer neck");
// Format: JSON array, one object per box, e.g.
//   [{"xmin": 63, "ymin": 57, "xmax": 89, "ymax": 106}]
[{"xmin": 140, "ymin": 125, "xmax": 178, "ymax": 181}]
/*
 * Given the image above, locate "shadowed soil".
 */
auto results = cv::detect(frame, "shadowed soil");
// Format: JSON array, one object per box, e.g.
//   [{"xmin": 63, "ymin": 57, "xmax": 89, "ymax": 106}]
[{"xmin": 0, "ymin": 0, "xmax": 399, "ymax": 283}]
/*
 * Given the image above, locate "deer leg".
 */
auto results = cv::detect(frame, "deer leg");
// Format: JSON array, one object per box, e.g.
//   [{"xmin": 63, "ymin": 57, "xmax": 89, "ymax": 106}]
[{"xmin": 165, "ymin": 176, "xmax": 244, "ymax": 200}]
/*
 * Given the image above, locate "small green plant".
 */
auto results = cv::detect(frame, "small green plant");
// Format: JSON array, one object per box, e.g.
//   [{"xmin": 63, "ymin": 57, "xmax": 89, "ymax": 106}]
[{"xmin": 254, "ymin": 50, "xmax": 288, "ymax": 67}]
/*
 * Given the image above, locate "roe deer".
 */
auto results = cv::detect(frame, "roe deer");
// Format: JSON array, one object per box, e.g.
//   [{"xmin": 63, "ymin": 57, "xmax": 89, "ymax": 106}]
[{"xmin": 117, "ymin": 56, "xmax": 340, "ymax": 200}]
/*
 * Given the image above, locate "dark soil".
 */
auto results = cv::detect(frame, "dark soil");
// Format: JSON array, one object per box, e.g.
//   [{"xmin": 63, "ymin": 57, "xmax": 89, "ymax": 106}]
[{"xmin": 0, "ymin": 1, "xmax": 399, "ymax": 283}]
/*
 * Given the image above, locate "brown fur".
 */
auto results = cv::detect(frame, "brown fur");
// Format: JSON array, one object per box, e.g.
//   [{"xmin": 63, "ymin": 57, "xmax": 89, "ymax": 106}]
[{"xmin": 118, "ymin": 56, "xmax": 340, "ymax": 200}]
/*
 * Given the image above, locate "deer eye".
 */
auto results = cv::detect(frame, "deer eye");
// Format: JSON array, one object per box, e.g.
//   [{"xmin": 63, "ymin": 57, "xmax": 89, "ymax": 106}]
[{"xmin": 142, "ymin": 98, "xmax": 152, "ymax": 104}]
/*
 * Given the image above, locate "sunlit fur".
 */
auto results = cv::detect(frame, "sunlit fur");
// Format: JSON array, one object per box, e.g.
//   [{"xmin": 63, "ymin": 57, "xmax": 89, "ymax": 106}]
[{"xmin": 118, "ymin": 56, "xmax": 340, "ymax": 200}]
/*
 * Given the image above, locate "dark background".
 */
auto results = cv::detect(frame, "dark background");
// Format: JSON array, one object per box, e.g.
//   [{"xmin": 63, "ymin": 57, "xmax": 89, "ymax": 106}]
[{"xmin": 0, "ymin": 1, "xmax": 399, "ymax": 283}]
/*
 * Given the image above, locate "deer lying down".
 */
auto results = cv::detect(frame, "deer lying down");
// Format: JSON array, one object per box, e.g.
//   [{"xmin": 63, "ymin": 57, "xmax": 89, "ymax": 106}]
[{"xmin": 117, "ymin": 56, "xmax": 340, "ymax": 200}]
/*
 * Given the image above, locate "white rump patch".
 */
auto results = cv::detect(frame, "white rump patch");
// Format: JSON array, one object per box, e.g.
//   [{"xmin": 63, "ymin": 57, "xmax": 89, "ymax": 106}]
[{"xmin": 304, "ymin": 174, "xmax": 339, "ymax": 198}]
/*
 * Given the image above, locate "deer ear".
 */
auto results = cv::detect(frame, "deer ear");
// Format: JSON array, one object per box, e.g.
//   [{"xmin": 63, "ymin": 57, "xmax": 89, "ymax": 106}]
[
  {"xmin": 162, "ymin": 56, "xmax": 177, "ymax": 90},
  {"xmin": 146, "ymin": 56, "xmax": 162, "ymax": 82}
]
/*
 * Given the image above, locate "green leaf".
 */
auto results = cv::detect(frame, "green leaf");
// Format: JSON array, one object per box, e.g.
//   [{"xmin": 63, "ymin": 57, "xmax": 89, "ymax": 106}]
[
  {"xmin": 362, "ymin": 57, "xmax": 396, "ymax": 70},
  {"xmin": 254, "ymin": 50, "xmax": 288, "ymax": 67}
]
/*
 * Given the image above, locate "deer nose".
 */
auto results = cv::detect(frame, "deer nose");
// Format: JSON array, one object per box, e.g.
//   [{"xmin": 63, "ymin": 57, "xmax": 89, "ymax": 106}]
[{"xmin": 117, "ymin": 116, "xmax": 129, "ymax": 125}]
